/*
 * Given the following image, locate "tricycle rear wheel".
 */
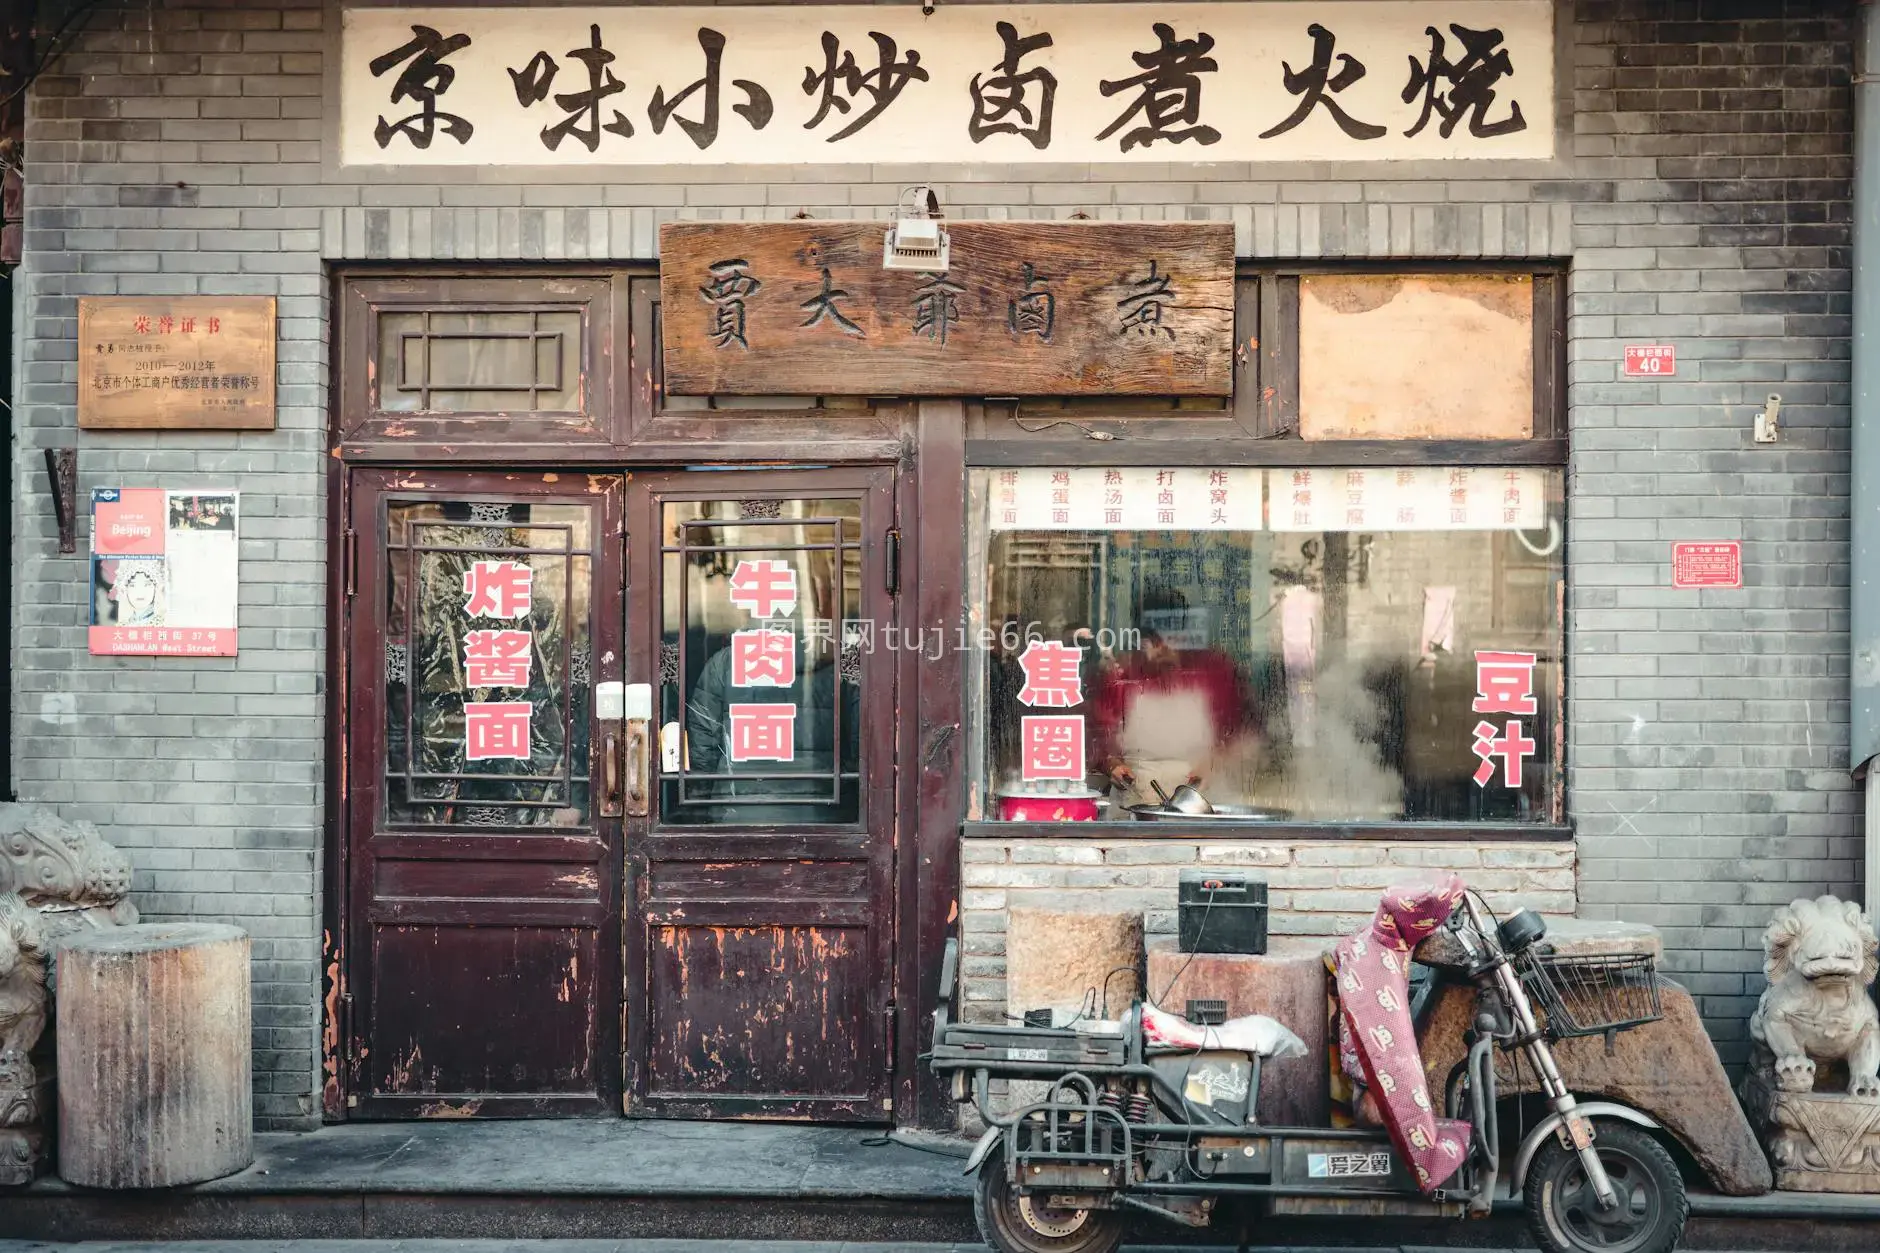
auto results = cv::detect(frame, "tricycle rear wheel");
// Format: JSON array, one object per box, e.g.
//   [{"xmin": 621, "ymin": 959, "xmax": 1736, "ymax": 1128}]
[
  {"xmin": 1524, "ymin": 1120, "xmax": 1688, "ymax": 1253},
  {"xmin": 973, "ymin": 1144, "xmax": 1124, "ymax": 1253}
]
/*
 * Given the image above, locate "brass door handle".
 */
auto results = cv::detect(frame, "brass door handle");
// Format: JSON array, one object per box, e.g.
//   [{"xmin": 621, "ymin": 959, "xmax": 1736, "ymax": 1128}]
[
  {"xmin": 624, "ymin": 718, "xmax": 650, "ymax": 817},
  {"xmin": 601, "ymin": 730, "xmax": 621, "ymax": 816}
]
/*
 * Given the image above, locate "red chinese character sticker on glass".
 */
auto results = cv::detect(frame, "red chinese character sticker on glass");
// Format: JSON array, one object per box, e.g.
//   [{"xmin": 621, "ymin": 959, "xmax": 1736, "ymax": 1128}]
[
  {"xmin": 465, "ymin": 700, "xmax": 533, "ymax": 761},
  {"xmin": 730, "ymin": 628, "xmax": 797, "ymax": 688},
  {"xmin": 462, "ymin": 560, "xmax": 534, "ymax": 619},
  {"xmin": 463, "ymin": 629, "xmax": 533, "ymax": 687},
  {"xmin": 1021, "ymin": 715, "xmax": 1085, "ymax": 782},
  {"xmin": 1471, "ymin": 720, "xmax": 1536, "ymax": 788},
  {"xmin": 1016, "ymin": 640, "xmax": 1083, "ymax": 707},
  {"xmin": 728, "ymin": 702, "xmax": 796, "ymax": 762},
  {"xmin": 726, "ymin": 559, "xmax": 798, "ymax": 619},
  {"xmin": 1472, "ymin": 650, "xmax": 1538, "ymax": 716}
]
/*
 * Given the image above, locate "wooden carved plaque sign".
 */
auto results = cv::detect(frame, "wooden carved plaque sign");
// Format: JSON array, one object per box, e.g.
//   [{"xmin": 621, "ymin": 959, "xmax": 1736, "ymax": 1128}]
[
  {"xmin": 78, "ymin": 296, "xmax": 277, "ymax": 430},
  {"xmin": 659, "ymin": 222, "xmax": 1234, "ymax": 397}
]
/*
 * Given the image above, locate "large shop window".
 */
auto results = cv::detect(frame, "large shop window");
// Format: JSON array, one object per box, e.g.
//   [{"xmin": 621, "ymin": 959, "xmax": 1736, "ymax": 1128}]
[{"xmin": 965, "ymin": 466, "xmax": 1564, "ymax": 827}]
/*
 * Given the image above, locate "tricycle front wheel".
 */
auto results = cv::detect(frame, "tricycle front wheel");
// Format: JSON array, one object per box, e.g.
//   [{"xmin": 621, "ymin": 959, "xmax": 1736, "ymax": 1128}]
[
  {"xmin": 1524, "ymin": 1120, "xmax": 1688, "ymax": 1253},
  {"xmin": 973, "ymin": 1144, "xmax": 1124, "ymax": 1253}
]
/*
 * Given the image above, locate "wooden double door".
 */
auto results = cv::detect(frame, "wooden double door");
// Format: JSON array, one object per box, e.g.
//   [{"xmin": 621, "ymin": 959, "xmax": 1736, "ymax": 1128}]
[{"xmin": 340, "ymin": 466, "xmax": 898, "ymax": 1120}]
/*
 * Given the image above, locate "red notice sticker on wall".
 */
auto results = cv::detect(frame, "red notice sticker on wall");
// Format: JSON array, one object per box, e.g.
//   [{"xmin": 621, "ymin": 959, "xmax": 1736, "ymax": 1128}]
[
  {"xmin": 1671, "ymin": 542, "xmax": 1742, "ymax": 589},
  {"xmin": 1623, "ymin": 345, "xmax": 1676, "ymax": 376}
]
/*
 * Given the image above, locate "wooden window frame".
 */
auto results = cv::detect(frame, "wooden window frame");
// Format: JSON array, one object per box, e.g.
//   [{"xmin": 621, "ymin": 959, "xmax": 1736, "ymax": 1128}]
[
  {"xmin": 962, "ymin": 261, "xmax": 1570, "ymax": 842},
  {"xmin": 624, "ymin": 275, "xmax": 904, "ymax": 459},
  {"xmin": 335, "ymin": 270, "xmax": 910, "ymax": 464},
  {"xmin": 336, "ymin": 271, "xmax": 624, "ymax": 453},
  {"xmin": 966, "ymin": 261, "xmax": 1567, "ymax": 469}
]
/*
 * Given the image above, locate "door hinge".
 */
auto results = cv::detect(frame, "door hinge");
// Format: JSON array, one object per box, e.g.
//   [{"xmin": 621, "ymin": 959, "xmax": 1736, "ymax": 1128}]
[
  {"xmin": 343, "ymin": 528, "xmax": 358, "ymax": 599},
  {"xmin": 884, "ymin": 1000, "xmax": 898, "ymax": 1059},
  {"xmin": 885, "ymin": 528, "xmax": 901, "ymax": 596}
]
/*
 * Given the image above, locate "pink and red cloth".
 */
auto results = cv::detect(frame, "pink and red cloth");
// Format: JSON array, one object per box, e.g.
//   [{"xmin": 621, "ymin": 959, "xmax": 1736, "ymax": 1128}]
[{"xmin": 1333, "ymin": 874, "xmax": 1473, "ymax": 1193}]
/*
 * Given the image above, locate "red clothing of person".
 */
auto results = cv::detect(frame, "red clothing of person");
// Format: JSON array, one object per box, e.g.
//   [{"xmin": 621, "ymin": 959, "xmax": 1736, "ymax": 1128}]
[{"xmin": 1088, "ymin": 648, "xmax": 1249, "ymax": 775}]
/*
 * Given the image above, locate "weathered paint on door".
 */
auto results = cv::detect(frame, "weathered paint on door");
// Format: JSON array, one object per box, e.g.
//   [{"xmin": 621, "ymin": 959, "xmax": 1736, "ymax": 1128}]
[
  {"xmin": 624, "ymin": 467, "xmax": 898, "ymax": 1121},
  {"xmin": 341, "ymin": 469, "xmax": 625, "ymax": 1116}
]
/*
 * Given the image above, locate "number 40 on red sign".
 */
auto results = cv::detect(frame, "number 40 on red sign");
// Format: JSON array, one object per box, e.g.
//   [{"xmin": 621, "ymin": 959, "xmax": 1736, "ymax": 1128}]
[{"xmin": 1623, "ymin": 345, "xmax": 1676, "ymax": 376}]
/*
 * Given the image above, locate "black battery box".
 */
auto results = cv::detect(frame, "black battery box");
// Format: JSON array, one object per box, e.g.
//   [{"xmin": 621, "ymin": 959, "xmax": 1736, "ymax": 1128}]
[{"xmin": 1178, "ymin": 869, "xmax": 1270, "ymax": 955}]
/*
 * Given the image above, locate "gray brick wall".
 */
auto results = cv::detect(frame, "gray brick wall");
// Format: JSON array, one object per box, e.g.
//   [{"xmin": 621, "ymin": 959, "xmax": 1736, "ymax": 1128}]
[
  {"xmin": 12, "ymin": 0, "xmax": 1858, "ymax": 1124},
  {"xmin": 960, "ymin": 839, "xmax": 1575, "ymax": 1023}
]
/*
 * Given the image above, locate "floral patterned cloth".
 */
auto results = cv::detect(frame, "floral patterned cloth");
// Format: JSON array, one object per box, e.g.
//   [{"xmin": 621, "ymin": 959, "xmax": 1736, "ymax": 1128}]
[{"xmin": 1333, "ymin": 875, "xmax": 1472, "ymax": 1193}]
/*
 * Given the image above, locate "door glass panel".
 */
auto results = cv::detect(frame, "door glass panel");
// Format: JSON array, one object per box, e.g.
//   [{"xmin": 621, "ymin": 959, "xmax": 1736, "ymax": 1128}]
[
  {"xmin": 377, "ymin": 309, "xmax": 584, "ymax": 413},
  {"xmin": 657, "ymin": 497, "xmax": 863, "ymax": 826},
  {"xmin": 384, "ymin": 499, "xmax": 593, "ymax": 827}
]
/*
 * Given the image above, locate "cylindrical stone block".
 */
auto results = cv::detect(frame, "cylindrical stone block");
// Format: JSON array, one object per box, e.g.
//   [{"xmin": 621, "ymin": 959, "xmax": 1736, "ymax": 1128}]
[
  {"xmin": 56, "ymin": 922, "xmax": 252, "ymax": 1188},
  {"xmin": 1148, "ymin": 936, "xmax": 1331, "ymax": 1126}
]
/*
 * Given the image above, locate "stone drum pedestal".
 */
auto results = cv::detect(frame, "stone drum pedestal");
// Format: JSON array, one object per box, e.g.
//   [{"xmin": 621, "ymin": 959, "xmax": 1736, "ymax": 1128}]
[{"xmin": 56, "ymin": 923, "xmax": 252, "ymax": 1188}]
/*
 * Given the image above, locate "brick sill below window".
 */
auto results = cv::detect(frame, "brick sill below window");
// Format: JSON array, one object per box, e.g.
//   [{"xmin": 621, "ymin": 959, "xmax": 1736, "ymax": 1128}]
[{"xmin": 961, "ymin": 821, "xmax": 1572, "ymax": 843}]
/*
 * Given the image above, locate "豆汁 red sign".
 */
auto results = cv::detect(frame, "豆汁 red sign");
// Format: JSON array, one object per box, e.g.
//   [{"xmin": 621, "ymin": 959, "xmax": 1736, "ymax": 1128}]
[{"xmin": 1623, "ymin": 345, "xmax": 1676, "ymax": 376}]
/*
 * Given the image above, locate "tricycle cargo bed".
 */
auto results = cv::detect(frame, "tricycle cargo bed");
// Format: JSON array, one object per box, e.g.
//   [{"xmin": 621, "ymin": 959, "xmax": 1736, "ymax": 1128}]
[{"xmin": 931, "ymin": 1022, "xmax": 1130, "ymax": 1072}]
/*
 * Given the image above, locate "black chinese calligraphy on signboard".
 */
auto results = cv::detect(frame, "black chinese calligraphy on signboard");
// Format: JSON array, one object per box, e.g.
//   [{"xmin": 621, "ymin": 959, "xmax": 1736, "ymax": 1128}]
[
  {"xmin": 659, "ymin": 221, "xmax": 1234, "ymax": 396},
  {"xmin": 342, "ymin": 5, "xmax": 1554, "ymax": 165}
]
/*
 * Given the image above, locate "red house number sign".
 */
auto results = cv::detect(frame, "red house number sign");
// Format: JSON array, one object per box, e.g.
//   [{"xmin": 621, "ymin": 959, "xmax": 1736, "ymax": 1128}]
[
  {"xmin": 1623, "ymin": 345, "xmax": 1676, "ymax": 376},
  {"xmin": 1671, "ymin": 542, "xmax": 1742, "ymax": 589}
]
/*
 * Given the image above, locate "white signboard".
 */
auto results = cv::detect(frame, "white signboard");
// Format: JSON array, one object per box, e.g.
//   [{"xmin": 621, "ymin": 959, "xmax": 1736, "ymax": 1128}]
[
  {"xmin": 988, "ymin": 468, "xmax": 1263, "ymax": 530},
  {"xmin": 341, "ymin": 4, "xmax": 1555, "ymax": 167},
  {"xmin": 1268, "ymin": 466, "xmax": 1545, "ymax": 532}
]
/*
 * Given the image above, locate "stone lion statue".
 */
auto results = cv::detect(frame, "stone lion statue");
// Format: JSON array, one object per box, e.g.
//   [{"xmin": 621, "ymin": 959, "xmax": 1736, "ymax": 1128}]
[
  {"xmin": 1749, "ymin": 895, "xmax": 1880, "ymax": 1098},
  {"xmin": 0, "ymin": 893, "xmax": 47, "ymax": 1097}
]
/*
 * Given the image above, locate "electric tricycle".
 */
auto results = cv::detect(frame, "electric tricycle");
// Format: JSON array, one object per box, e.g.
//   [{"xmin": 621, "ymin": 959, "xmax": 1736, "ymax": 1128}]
[{"xmin": 930, "ymin": 889, "xmax": 1688, "ymax": 1253}]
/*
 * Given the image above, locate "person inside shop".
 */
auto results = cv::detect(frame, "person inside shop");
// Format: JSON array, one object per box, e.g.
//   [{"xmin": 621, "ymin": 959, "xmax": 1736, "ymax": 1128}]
[
  {"xmin": 1088, "ymin": 588, "xmax": 1257, "ymax": 808},
  {"xmin": 683, "ymin": 560, "xmax": 860, "ymax": 825}
]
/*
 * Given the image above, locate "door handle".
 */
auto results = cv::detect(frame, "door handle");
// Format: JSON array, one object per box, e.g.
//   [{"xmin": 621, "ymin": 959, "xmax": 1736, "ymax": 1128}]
[
  {"xmin": 601, "ymin": 730, "xmax": 622, "ymax": 817},
  {"xmin": 624, "ymin": 718, "xmax": 651, "ymax": 817}
]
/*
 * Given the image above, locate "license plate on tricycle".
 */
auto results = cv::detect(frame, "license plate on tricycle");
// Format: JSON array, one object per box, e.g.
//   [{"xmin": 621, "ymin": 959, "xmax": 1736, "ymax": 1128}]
[{"xmin": 1563, "ymin": 1115, "xmax": 1595, "ymax": 1151}]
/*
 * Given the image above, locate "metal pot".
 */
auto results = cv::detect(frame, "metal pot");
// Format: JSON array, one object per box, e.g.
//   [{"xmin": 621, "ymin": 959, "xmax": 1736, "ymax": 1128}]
[
  {"xmin": 1126, "ymin": 802, "xmax": 1295, "ymax": 823},
  {"xmin": 1150, "ymin": 780, "xmax": 1214, "ymax": 815}
]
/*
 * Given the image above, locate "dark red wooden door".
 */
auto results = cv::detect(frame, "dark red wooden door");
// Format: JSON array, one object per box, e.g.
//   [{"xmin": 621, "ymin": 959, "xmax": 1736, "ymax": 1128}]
[
  {"xmin": 624, "ymin": 467, "xmax": 898, "ymax": 1120},
  {"xmin": 343, "ymin": 468, "xmax": 624, "ymax": 1116}
]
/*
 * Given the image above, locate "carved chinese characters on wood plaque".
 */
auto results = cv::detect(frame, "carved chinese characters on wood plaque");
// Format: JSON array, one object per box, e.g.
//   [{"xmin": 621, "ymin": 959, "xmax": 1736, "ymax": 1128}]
[
  {"xmin": 659, "ymin": 222, "xmax": 1234, "ymax": 397},
  {"xmin": 78, "ymin": 297, "xmax": 276, "ymax": 431}
]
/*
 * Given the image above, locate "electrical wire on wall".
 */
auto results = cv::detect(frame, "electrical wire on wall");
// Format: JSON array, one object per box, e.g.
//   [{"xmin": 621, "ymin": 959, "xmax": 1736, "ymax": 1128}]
[{"xmin": 0, "ymin": 0, "xmax": 106, "ymax": 113}]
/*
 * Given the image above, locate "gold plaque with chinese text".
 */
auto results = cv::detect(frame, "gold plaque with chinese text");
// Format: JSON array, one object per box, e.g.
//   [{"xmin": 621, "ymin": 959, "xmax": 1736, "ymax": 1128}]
[
  {"xmin": 659, "ymin": 222, "xmax": 1234, "ymax": 397},
  {"xmin": 78, "ymin": 296, "xmax": 277, "ymax": 430}
]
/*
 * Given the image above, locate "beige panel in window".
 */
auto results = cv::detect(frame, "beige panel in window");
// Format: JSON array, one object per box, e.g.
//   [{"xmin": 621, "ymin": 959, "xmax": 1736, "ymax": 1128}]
[{"xmin": 1298, "ymin": 275, "xmax": 1534, "ymax": 440}]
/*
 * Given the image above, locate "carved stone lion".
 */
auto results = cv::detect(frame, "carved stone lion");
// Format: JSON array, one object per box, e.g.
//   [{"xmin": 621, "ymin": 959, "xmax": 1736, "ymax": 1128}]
[
  {"xmin": 0, "ymin": 805, "xmax": 139, "ymax": 1185},
  {"xmin": 1749, "ymin": 896, "xmax": 1880, "ymax": 1098},
  {"xmin": 0, "ymin": 893, "xmax": 49, "ymax": 1186},
  {"xmin": 0, "ymin": 805, "xmax": 136, "ymax": 922},
  {"xmin": 0, "ymin": 893, "xmax": 47, "ymax": 1099}
]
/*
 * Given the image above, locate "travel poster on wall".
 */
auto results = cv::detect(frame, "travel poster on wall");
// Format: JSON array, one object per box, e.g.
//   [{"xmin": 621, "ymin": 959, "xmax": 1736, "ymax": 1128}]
[{"xmin": 90, "ymin": 488, "xmax": 240, "ymax": 657}]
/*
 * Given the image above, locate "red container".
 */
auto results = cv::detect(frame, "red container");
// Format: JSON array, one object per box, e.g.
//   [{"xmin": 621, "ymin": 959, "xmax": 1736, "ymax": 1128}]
[{"xmin": 997, "ymin": 791, "xmax": 1100, "ymax": 822}]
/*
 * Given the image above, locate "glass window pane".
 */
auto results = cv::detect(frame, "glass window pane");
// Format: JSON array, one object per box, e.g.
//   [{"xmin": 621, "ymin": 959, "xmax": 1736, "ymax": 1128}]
[
  {"xmin": 968, "ymin": 467, "xmax": 1564, "ymax": 826},
  {"xmin": 657, "ymin": 497, "xmax": 864, "ymax": 827},
  {"xmin": 384, "ymin": 500, "xmax": 592, "ymax": 828},
  {"xmin": 376, "ymin": 309, "xmax": 583, "ymax": 414}
]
